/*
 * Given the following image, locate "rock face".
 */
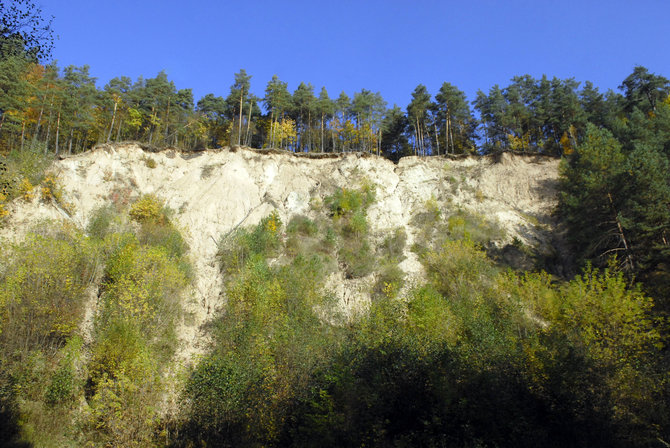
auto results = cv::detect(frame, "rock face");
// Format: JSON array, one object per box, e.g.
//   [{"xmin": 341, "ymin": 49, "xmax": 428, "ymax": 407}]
[{"xmin": 0, "ymin": 143, "xmax": 561, "ymax": 362}]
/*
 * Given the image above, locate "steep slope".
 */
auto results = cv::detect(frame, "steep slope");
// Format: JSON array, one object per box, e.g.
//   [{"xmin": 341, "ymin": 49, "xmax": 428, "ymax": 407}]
[{"xmin": 0, "ymin": 143, "xmax": 561, "ymax": 364}]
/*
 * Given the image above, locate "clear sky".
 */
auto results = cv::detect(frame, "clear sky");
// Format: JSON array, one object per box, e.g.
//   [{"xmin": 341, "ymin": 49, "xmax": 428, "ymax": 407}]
[{"xmin": 41, "ymin": 0, "xmax": 670, "ymax": 110}]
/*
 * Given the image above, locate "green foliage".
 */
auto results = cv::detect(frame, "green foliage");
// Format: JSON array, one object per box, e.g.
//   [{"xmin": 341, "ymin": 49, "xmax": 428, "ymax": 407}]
[
  {"xmin": 87, "ymin": 204, "xmax": 120, "ymax": 239},
  {"xmin": 372, "ymin": 262, "xmax": 404, "ymax": 299},
  {"xmin": 560, "ymin": 119, "xmax": 670, "ymax": 304},
  {"xmin": 143, "ymin": 155, "xmax": 157, "ymax": 168},
  {"xmin": 85, "ymin": 354, "xmax": 161, "ymax": 447},
  {"xmin": 0, "ymin": 225, "xmax": 98, "ymax": 354},
  {"xmin": 0, "ymin": 190, "xmax": 194, "ymax": 447},
  {"xmin": 286, "ymin": 214, "xmax": 318, "ymax": 236},
  {"xmin": 128, "ymin": 194, "xmax": 166, "ymax": 224},
  {"xmin": 339, "ymin": 237, "xmax": 375, "ymax": 278},
  {"xmin": 0, "ymin": 224, "xmax": 98, "ymax": 447},
  {"xmin": 137, "ymin": 220, "xmax": 189, "ymax": 259},
  {"xmin": 4, "ymin": 147, "xmax": 51, "ymax": 191},
  {"xmin": 99, "ymin": 242, "xmax": 187, "ymax": 357},
  {"xmin": 172, "ymin": 187, "xmax": 670, "ymax": 448},
  {"xmin": 323, "ymin": 184, "xmax": 378, "ymax": 278},
  {"xmin": 218, "ymin": 211, "xmax": 282, "ymax": 274},
  {"xmin": 0, "ymin": 149, "xmax": 51, "ymax": 222},
  {"xmin": 446, "ymin": 209, "xmax": 505, "ymax": 244},
  {"xmin": 44, "ymin": 364, "xmax": 75, "ymax": 405},
  {"xmin": 183, "ymin": 211, "xmax": 336, "ymax": 446},
  {"xmin": 324, "ymin": 183, "xmax": 375, "ymax": 218}
]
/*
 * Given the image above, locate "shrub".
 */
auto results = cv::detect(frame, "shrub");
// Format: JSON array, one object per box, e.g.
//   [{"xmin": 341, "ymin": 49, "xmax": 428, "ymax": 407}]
[
  {"xmin": 44, "ymin": 336, "xmax": 83, "ymax": 406},
  {"xmin": 183, "ymin": 210, "xmax": 334, "ymax": 446},
  {"xmin": 40, "ymin": 174, "xmax": 64, "ymax": 204},
  {"xmin": 218, "ymin": 211, "xmax": 282, "ymax": 274},
  {"xmin": 143, "ymin": 156, "xmax": 157, "ymax": 169},
  {"xmin": 324, "ymin": 184, "xmax": 374, "ymax": 218},
  {"xmin": 100, "ymin": 243, "xmax": 188, "ymax": 352},
  {"xmin": 287, "ymin": 214, "xmax": 318, "ymax": 236},
  {"xmin": 129, "ymin": 194, "xmax": 165, "ymax": 224},
  {"xmin": 86, "ymin": 345, "xmax": 161, "ymax": 447},
  {"xmin": 88, "ymin": 319, "xmax": 149, "ymax": 389},
  {"xmin": 1, "ymin": 148, "xmax": 50, "ymax": 201},
  {"xmin": 342, "ymin": 210, "xmax": 368, "ymax": 237},
  {"xmin": 372, "ymin": 263, "xmax": 405, "ymax": 299},
  {"xmin": 446, "ymin": 209, "xmax": 505, "ymax": 244},
  {"xmin": 378, "ymin": 227, "xmax": 407, "ymax": 261},
  {"xmin": 44, "ymin": 365, "xmax": 75, "ymax": 405},
  {"xmin": 412, "ymin": 196, "xmax": 442, "ymax": 227},
  {"xmin": 87, "ymin": 204, "xmax": 120, "ymax": 240},
  {"xmin": 19, "ymin": 177, "xmax": 35, "ymax": 201},
  {"xmin": 421, "ymin": 238, "xmax": 498, "ymax": 298},
  {"xmin": 339, "ymin": 238, "xmax": 375, "ymax": 278},
  {"xmin": 137, "ymin": 220, "xmax": 189, "ymax": 259},
  {"xmin": 0, "ymin": 226, "xmax": 98, "ymax": 356},
  {"xmin": 0, "ymin": 192, "xmax": 8, "ymax": 220}
]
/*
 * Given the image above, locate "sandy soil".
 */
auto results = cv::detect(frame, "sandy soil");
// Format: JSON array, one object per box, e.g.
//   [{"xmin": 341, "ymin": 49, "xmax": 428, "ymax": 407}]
[{"xmin": 0, "ymin": 143, "xmax": 561, "ymax": 366}]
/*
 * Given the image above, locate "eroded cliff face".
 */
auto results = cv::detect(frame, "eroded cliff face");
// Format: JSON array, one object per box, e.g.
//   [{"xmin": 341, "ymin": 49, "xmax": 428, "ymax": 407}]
[{"xmin": 0, "ymin": 143, "xmax": 561, "ymax": 362}]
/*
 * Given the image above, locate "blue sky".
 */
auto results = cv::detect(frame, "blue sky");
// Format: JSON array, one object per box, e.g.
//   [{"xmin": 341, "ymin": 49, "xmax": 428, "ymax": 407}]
[{"xmin": 42, "ymin": 0, "xmax": 670, "ymax": 110}]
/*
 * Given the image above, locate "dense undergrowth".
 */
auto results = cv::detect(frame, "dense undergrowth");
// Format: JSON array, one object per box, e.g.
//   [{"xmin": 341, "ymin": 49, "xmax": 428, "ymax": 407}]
[
  {"xmin": 169, "ymin": 185, "xmax": 668, "ymax": 447},
  {"xmin": 0, "ymin": 155, "xmax": 668, "ymax": 446},
  {"xmin": 0, "ymin": 194, "xmax": 192, "ymax": 447}
]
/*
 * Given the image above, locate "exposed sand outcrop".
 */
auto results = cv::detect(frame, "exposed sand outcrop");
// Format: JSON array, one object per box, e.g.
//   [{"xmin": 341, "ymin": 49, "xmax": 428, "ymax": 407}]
[{"xmin": 0, "ymin": 144, "xmax": 561, "ymax": 364}]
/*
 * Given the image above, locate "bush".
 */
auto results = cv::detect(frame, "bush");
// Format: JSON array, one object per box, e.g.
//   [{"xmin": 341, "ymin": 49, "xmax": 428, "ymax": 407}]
[
  {"xmin": 339, "ymin": 238, "xmax": 375, "ymax": 278},
  {"xmin": 137, "ymin": 220, "xmax": 189, "ymax": 259},
  {"xmin": 44, "ymin": 365, "xmax": 75, "ymax": 405},
  {"xmin": 324, "ymin": 184, "xmax": 375, "ymax": 218},
  {"xmin": 143, "ymin": 156, "xmax": 157, "ymax": 169},
  {"xmin": 100, "ymin": 243, "xmax": 188, "ymax": 356},
  {"xmin": 0, "ymin": 148, "xmax": 50, "ymax": 202},
  {"xmin": 128, "ymin": 194, "xmax": 166, "ymax": 224},
  {"xmin": 421, "ymin": 238, "xmax": 498, "ymax": 298},
  {"xmin": 378, "ymin": 227, "xmax": 407, "ymax": 261},
  {"xmin": 88, "ymin": 319, "xmax": 149, "ymax": 390},
  {"xmin": 446, "ymin": 209, "xmax": 504, "ymax": 244},
  {"xmin": 287, "ymin": 214, "xmax": 318, "ymax": 236},
  {"xmin": 87, "ymin": 204, "xmax": 120, "ymax": 239},
  {"xmin": 411, "ymin": 196, "xmax": 442, "ymax": 229},
  {"xmin": 40, "ymin": 174, "xmax": 65, "ymax": 205},
  {"xmin": 218, "ymin": 211, "xmax": 282, "ymax": 274},
  {"xmin": 0, "ymin": 226, "xmax": 99, "ymax": 356},
  {"xmin": 44, "ymin": 336, "xmax": 83, "ymax": 406},
  {"xmin": 372, "ymin": 263, "xmax": 405, "ymax": 299}
]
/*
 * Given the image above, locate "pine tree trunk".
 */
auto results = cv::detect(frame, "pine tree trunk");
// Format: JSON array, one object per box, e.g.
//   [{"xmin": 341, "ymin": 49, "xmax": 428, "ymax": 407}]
[
  {"xmin": 444, "ymin": 116, "xmax": 449, "ymax": 154},
  {"xmin": 68, "ymin": 128, "xmax": 74, "ymax": 155},
  {"xmin": 116, "ymin": 116, "xmax": 122, "ymax": 141},
  {"xmin": 32, "ymin": 94, "xmax": 47, "ymax": 147},
  {"xmin": 449, "ymin": 115, "xmax": 456, "ymax": 154},
  {"xmin": 165, "ymin": 97, "xmax": 170, "ymax": 144},
  {"xmin": 149, "ymin": 106, "xmax": 155, "ymax": 144},
  {"xmin": 320, "ymin": 114, "xmax": 324, "ymax": 153},
  {"xmin": 270, "ymin": 111, "xmax": 275, "ymax": 148},
  {"xmin": 20, "ymin": 120, "xmax": 26, "ymax": 151},
  {"xmin": 377, "ymin": 129, "xmax": 382, "ymax": 156},
  {"xmin": 55, "ymin": 110, "xmax": 61, "ymax": 156},
  {"xmin": 107, "ymin": 100, "xmax": 118, "ymax": 142},
  {"xmin": 237, "ymin": 87, "xmax": 244, "ymax": 146},
  {"xmin": 607, "ymin": 191, "xmax": 634, "ymax": 271},
  {"xmin": 44, "ymin": 95, "xmax": 54, "ymax": 154},
  {"xmin": 307, "ymin": 109, "xmax": 311, "ymax": 152},
  {"xmin": 245, "ymin": 100, "xmax": 252, "ymax": 146}
]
